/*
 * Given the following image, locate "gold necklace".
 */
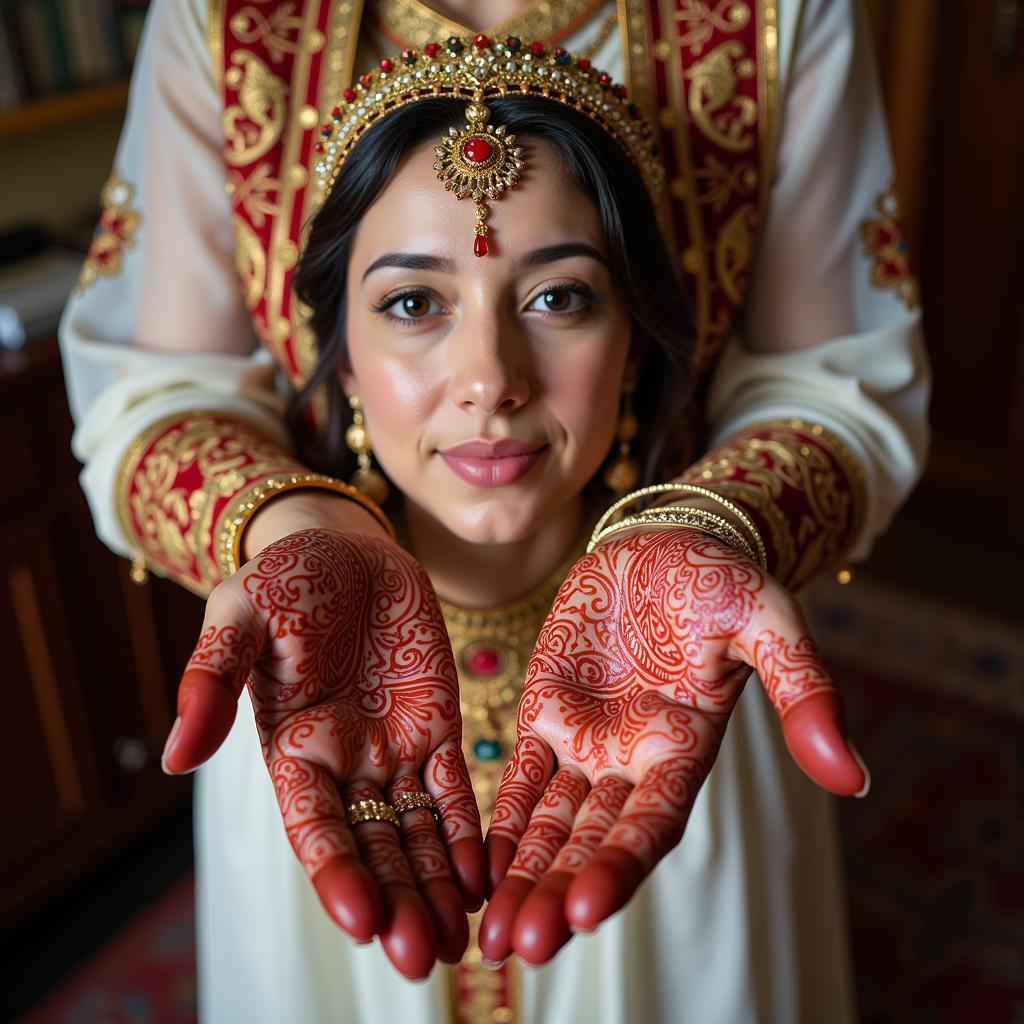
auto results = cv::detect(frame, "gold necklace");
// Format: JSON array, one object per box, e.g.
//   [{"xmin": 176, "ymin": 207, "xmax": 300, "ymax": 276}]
[{"xmin": 439, "ymin": 535, "xmax": 586, "ymax": 825}]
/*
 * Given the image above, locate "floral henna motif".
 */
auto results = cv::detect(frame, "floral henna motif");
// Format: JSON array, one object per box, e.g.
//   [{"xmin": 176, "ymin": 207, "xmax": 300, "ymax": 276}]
[{"xmin": 750, "ymin": 630, "xmax": 832, "ymax": 716}]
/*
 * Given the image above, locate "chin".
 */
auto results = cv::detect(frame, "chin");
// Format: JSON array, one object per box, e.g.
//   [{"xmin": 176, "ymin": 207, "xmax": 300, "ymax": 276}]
[{"xmin": 446, "ymin": 505, "xmax": 540, "ymax": 546}]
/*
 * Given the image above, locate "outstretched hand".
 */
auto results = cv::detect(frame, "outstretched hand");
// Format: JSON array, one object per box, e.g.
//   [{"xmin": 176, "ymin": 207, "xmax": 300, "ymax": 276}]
[
  {"xmin": 161, "ymin": 527, "xmax": 486, "ymax": 978},
  {"xmin": 480, "ymin": 527, "xmax": 867, "ymax": 965}
]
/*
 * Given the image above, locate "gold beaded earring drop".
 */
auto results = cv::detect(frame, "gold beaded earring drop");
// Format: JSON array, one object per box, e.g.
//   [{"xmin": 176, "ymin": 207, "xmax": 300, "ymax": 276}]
[
  {"xmin": 602, "ymin": 375, "xmax": 640, "ymax": 494},
  {"xmin": 345, "ymin": 395, "xmax": 390, "ymax": 505}
]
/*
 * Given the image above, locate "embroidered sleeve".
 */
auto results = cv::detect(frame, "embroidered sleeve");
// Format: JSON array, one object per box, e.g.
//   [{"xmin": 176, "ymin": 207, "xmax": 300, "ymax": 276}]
[
  {"xmin": 113, "ymin": 410, "xmax": 304, "ymax": 595},
  {"xmin": 680, "ymin": 418, "xmax": 866, "ymax": 589}
]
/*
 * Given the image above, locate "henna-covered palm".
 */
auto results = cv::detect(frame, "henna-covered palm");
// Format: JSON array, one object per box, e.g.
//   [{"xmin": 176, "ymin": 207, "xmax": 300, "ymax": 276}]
[
  {"xmin": 480, "ymin": 528, "xmax": 867, "ymax": 965},
  {"xmin": 161, "ymin": 528, "xmax": 485, "ymax": 978}
]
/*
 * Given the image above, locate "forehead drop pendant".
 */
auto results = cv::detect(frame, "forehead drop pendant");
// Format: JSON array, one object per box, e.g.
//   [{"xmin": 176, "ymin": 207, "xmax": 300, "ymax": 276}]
[{"xmin": 434, "ymin": 99, "xmax": 525, "ymax": 257}]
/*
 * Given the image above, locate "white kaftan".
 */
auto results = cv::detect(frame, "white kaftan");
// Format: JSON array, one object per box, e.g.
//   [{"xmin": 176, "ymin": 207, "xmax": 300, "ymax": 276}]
[{"xmin": 58, "ymin": 0, "xmax": 928, "ymax": 1020}]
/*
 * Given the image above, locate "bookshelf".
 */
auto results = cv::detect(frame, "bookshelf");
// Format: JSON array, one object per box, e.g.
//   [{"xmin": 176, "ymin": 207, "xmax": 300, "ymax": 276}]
[{"xmin": 0, "ymin": 78, "xmax": 128, "ymax": 143}]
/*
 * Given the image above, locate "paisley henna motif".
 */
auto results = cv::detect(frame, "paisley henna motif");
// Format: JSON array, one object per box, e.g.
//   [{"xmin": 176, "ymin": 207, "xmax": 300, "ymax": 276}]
[
  {"xmin": 167, "ymin": 527, "xmax": 484, "ymax": 973},
  {"xmin": 483, "ymin": 526, "xmax": 865, "ymax": 962}
]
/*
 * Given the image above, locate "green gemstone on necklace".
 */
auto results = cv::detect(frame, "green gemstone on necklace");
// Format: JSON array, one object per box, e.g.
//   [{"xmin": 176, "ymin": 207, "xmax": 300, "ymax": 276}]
[{"xmin": 473, "ymin": 738, "xmax": 502, "ymax": 761}]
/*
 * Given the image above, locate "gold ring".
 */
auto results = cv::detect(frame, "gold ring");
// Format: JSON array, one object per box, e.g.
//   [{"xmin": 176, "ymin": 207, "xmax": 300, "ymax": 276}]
[
  {"xmin": 392, "ymin": 792, "xmax": 440, "ymax": 822},
  {"xmin": 346, "ymin": 798, "xmax": 399, "ymax": 828}
]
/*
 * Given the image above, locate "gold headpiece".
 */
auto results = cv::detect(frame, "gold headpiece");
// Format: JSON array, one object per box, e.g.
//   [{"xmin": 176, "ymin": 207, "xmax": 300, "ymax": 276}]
[{"xmin": 314, "ymin": 34, "xmax": 664, "ymax": 257}]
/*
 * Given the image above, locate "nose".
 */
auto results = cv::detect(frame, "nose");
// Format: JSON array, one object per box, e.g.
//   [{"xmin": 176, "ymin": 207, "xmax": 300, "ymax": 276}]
[{"xmin": 446, "ymin": 308, "xmax": 531, "ymax": 416}]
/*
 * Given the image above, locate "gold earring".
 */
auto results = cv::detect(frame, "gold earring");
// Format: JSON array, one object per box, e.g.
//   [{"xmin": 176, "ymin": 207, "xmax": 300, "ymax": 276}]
[
  {"xmin": 345, "ymin": 395, "xmax": 390, "ymax": 505},
  {"xmin": 602, "ymin": 378, "xmax": 640, "ymax": 494}
]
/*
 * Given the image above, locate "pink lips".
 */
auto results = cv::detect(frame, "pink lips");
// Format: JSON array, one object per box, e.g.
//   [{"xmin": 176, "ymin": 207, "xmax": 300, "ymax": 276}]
[{"xmin": 439, "ymin": 438, "xmax": 547, "ymax": 487}]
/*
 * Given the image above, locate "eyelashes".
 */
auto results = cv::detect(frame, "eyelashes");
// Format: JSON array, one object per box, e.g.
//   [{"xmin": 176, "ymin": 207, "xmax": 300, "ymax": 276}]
[{"xmin": 370, "ymin": 281, "xmax": 604, "ymax": 327}]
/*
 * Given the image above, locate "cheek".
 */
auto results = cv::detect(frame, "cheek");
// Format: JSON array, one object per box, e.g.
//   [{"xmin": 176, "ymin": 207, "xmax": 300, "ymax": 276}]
[
  {"xmin": 345, "ymin": 334, "xmax": 443, "ymax": 450},
  {"xmin": 540, "ymin": 338, "xmax": 628, "ymax": 447}
]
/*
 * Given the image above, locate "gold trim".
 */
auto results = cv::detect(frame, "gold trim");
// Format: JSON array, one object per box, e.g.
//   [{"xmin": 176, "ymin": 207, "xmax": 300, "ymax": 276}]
[
  {"xmin": 755, "ymin": 0, "xmax": 779, "ymax": 221},
  {"xmin": 207, "ymin": 0, "xmax": 227, "ymax": 98},
  {"xmin": 659, "ymin": 0, "xmax": 711, "ymax": 344},
  {"xmin": 368, "ymin": 0, "xmax": 603, "ymax": 50},
  {"xmin": 264, "ymin": 0, "xmax": 322, "ymax": 386}
]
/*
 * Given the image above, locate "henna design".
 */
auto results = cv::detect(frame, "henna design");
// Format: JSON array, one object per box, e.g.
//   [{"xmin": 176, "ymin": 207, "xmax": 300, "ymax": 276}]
[
  {"xmin": 180, "ymin": 527, "xmax": 483, "ymax": 934},
  {"xmin": 751, "ymin": 629, "xmax": 833, "ymax": 716},
  {"xmin": 507, "ymin": 768, "xmax": 589, "ymax": 881},
  {"xmin": 550, "ymin": 775, "xmax": 632, "ymax": 874},
  {"xmin": 486, "ymin": 526, "xmax": 854, "ymax": 942}
]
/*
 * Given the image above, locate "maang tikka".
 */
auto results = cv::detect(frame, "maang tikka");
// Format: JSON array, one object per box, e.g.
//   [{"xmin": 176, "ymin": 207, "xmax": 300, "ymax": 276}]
[{"xmin": 433, "ymin": 96, "xmax": 525, "ymax": 257}]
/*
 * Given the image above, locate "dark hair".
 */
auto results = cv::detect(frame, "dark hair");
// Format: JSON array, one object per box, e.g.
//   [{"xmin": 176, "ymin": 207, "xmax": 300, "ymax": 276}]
[{"xmin": 290, "ymin": 96, "xmax": 695, "ymax": 489}]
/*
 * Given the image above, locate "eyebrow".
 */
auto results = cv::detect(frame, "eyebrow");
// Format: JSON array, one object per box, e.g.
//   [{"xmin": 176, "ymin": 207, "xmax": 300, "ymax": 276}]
[{"xmin": 360, "ymin": 242, "xmax": 607, "ymax": 283}]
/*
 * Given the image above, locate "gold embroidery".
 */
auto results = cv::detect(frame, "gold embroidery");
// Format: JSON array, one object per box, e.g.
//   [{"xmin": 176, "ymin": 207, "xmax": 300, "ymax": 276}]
[
  {"xmin": 859, "ymin": 180, "xmax": 921, "ymax": 310},
  {"xmin": 685, "ymin": 419, "xmax": 866, "ymax": 586},
  {"xmin": 114, "ymin": 411, "xmax": 294, "ymax": 596},
  {"xmin": 675, "ymin": 0, "xmax": 750, "ymax": 54},
  {"xmin": 227, "ymin": 162, "xmax": 281, "ymax": 228},
  {"xmin": 232, "ymin": 214, "xmax": 267, "ymax": 310},
  {"xmin": 75, "ymin": 172, "xmax": 142, "ymax": 295},
  {"xmin": 714, "ymin": 200, "xmax": 756, "ymax": 303},
  {"xmin": 695, "ymin": 153, "xmax": 757, "ymax": 212},
  {"xmin": 229, "ymin": 3, "xmax": 304, "ymax": 62},
  {"xmin": 685, "ymin": 40, "xmax": 756, "ymax": 152},
  {"xmin": 223, "ymin": 50, "xmax": 290, "ymax": 166},
  {"xmin": 755, "ymin": 0, "xmax": 778, "ymax": 218},
  {"xmin": 368, "ymin": 0, "xmax": 603, "ymax": 50}
]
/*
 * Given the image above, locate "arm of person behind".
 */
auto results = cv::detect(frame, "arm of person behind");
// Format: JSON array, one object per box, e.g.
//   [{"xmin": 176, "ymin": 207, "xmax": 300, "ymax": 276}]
[
  {"xmin": 675, "ymin": 0, "xmax": 930, "ymax": 589},
  {"xmin": 59, "ymin": 0, "xmax": 382, "ymax": 597}
]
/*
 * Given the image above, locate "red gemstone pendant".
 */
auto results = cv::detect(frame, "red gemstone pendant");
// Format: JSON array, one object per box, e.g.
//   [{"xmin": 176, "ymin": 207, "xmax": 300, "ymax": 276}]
[
  {"xmin": 474, "ymin": 234, "xmax": 489, "ymax": 257},
  {"xmin": 466, "ymin": 645, "xmax": 501, "ymax": 676},
  {"xmin": 462, "ymin": 138, "xmax": 493, "ymax": 163}
]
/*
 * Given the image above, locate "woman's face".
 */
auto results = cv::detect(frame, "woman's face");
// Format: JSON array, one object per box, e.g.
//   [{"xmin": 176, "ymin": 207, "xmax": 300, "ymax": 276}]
[{"xmin": 342, "ymin": 136, "xmax": 631, "ymax": 545}]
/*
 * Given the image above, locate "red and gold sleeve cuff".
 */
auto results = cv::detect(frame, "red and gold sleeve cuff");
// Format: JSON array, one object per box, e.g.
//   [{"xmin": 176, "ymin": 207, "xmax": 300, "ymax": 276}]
[
  {"xmin": 113, "ymin": 410, "xmax": 392, "ymax": 596},
  {"xmin": 680, "ymin": 418, "xmax": 867, "ymax": 588}
]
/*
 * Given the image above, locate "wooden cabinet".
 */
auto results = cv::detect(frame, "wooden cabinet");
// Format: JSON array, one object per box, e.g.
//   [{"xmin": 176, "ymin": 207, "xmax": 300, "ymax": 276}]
[{"xmin": 0, "ymin": 341, "xmax": 202, "ymax": 930}]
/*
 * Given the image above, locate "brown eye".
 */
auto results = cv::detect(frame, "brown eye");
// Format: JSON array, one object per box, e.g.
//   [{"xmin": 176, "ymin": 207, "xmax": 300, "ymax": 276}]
[
  {"xmin": 541, "ymin": 289, "xmax": 571, "ymax": 312},
  {"xmin": 401, "ymin": 294, "xmax": 431, "ymax": 317}
]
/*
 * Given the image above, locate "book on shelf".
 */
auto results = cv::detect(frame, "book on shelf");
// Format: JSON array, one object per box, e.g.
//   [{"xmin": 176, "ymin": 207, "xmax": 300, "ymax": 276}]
[{"xmin": 0, "ymin": 0, "xmax": 148, "ymax": 108}]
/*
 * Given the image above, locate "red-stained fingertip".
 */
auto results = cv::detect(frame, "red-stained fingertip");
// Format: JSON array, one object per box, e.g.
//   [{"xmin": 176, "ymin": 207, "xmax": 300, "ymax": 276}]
[
  {"xmin": 448, "ymin": 837, "xmax": 488, "ymax": 911},
  {"xmin": 380, "ymin": 888, "xmax": 437, "ymax": 980},
  {"xmin": 423, "ymin": 880, "xmax": 470, "ymax": 964},
  {"xmin": 781, "ymin": 692, "xmax": 870, "ymax": 796},
  {"xmin": 565, "ymin": 847, "xmax": 645, "ymax": 933},
  {"xmin": 512, "ymin": 872, "xmax": 573, "ymax": 965},
  {"xmin": 312, "ymin": 857, "xmax": 381, "ymax": 943},
  {"xmin": 479, "ymin": 875, "xmax": 534, "ymax": 964},
  {"xmin": 163, "ymin": 669, "xmax": 239, "ymax": 773},
  {"xmin": 484, "ymin": 835, "xmax": 518, "ymax": 893}
]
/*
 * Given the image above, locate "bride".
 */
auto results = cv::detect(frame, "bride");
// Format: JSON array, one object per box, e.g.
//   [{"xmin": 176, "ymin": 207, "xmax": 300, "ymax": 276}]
[{"xmin": 160, "ymin": 40, "xmax": 865, "ymax": 1023}]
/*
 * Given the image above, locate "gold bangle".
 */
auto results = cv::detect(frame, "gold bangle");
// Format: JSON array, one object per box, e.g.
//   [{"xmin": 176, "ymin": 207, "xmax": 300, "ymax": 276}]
[
  {"xmin": 217, "ymin": 472, "xmax": 396, "ymax": 578},
  {"xmin": 346, "ymin": 798, "xmax": 400, "ymax": 828},
  {"xmin": 589, "ymin": 506, "xmax": 759, "ymax": 565},
  {"xmin": 392, "ymin": 792, "xmax": 440, "ymax": 821},
  {"xmin": 590, "ymin": 482, "xmax": 767, "ymax": 569}
]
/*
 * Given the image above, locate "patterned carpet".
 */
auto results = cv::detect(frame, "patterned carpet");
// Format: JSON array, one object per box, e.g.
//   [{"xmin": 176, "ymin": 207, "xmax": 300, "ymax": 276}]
[{"xmin": 18, "ymin": 577, "xmax": 1024, "ymax": 1024}]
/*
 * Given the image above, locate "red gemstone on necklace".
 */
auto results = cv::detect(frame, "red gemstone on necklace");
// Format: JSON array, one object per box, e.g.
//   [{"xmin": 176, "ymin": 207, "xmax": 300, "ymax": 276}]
[
  {"xmin": 474, "ymin": 33, "xmax": 489, "ymax": 48},
  {"xmin": 467, "ymin": 645, "xmax": 501, "ymax": 676},
  {"xmin": 379, "ymin": 58, "xmax": 393, "ymax": 71},
  {"xmin": 426, "ymin": 41, "xmax": 439, "ymax": 56},
  {"xmin": 474, "ymin": 234, "xmax": 489, "ymax": 258},
  {"xmin": 462, "ymin": 137, "xmax": 493, "ymax": 163}
]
